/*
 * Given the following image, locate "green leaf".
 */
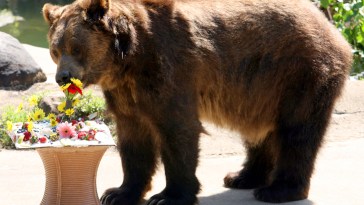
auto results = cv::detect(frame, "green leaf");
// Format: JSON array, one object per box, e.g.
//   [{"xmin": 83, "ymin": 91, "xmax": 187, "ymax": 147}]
[
  {"xmin": 353, "ymin": 2, "xmax": 363, "ymax": 10},
  {"xmin": 320, "ymin": 0, "xmax": 331, "ymax": 9},
  {"xmin": 343, "ymin": 28, "xmax": 352, "ymax": 41},
  {"xmin": 343, "ymin": 10, "xmax": 355, "ymax": 22},
  {"xmin": 356, "ymin": 33, "xmax": 363, "ymax": 43}
]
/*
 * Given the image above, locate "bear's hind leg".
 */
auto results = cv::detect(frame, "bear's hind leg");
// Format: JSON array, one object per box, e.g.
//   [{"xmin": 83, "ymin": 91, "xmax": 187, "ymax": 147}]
[
  {"xmin": 254, "ymin": 122, "xmax": 324, "ymax": 203},
  {"xmin": 224, "ymin": 134, "xmax": 277, "ymax": 189},
  {"xmin": 254, "ymin": 79, "xmax": 340, "ymax": 203},
  {"xmin": 101, "ymin": 117, "xmax": 158, "ymax": 205}
]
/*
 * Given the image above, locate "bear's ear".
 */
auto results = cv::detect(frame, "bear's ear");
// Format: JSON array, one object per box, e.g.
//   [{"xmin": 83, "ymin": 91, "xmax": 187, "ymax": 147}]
[
  {"xmin": 79, "ymin": 0, "xmax": 109, "ymax": 21},
  {"xmin": 42, "ymin": 3, "xmax": 62, "ymax": 25}
]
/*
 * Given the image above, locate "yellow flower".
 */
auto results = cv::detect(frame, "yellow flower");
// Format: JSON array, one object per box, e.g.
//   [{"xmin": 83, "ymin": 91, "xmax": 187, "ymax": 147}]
[
  {"xmin": 65, "ymin": 108, "xmax": 74, "ymax": 116},
  {"xmin": 50, "ymin": 119, "xmax": 58, "ymax": 127},
  {"xmin": 6, "ymin": 121, "xmax": 12, "ymax": 131},
  {"xmin": 27, "ymin": 114, "xmax": 33, "ymax": 122},
  {"xmin": 28, "ymin": 95, "xmax": 39, "ymax": 106},
  {"xmin": 27, "ymin": 121, "xmax": 33, "ymax": 132},
  {"xmin": 47, "ymin": 113, "xmax": 56, "ymax": 120},
  {"xmin": 70, "ymin": 78, "xmax": 83, "ymax": 89},
  {"xmin": 57, "ymin": 101, "xmax": 66, "ymax": 112},
  {"xmin": 61, "ymin": 83, "xmax": 71, "ymax": 91},
  {"xmin": 16, "ymin": 103, "xmax": 23, "ymax": 113},
  {"xmin": 72, "ymin": 98, "xmax": 80, "ymax": 107},
  {"xmin": 32, "ymin": 108, "xmax": 45, "ymax": 121}
]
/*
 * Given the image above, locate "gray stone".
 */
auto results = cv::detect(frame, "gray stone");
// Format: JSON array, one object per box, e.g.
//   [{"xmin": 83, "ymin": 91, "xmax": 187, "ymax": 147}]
[
  {"xmin": 39, "ymin": 93, "xmax": 64, "ymax": 115},
  {"xmin": 0, "ymin": 32, "xmax": 46, "ymax": 90}
]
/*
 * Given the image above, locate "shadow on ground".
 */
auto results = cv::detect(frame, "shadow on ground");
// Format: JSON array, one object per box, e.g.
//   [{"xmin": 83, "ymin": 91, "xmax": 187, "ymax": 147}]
[
  {"xmin": 137, "ymin": 189, "xmax": 314, "ymax": 205},
  {"xmin": 199, "ymin": 189, "xmax": 314, "ymax": 205}
]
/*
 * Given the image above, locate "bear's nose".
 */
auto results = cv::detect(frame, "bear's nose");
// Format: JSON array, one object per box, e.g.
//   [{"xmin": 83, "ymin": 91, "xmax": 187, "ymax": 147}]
[{"xmin": 56, "ymin": 70, "xmax": 72, "ymax": 85}]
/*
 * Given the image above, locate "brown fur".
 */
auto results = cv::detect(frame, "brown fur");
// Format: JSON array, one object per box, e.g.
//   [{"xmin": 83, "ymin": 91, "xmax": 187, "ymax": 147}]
[{"xmin": 43, "ymin": 0, "xmax": 352, "ymax": 204}]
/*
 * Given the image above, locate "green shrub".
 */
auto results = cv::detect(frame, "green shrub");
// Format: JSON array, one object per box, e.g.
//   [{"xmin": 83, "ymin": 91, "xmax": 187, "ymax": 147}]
[
  {"xmin": 0, "ymin": 129, "xmax": 14, "ymax": 149},
  {"xmin": 73, "ymin": 91, "xmax": 107, "ymax": 120},
  {"xmin": 1, "ymin": 105, "xmax": 28, "ymax": 123},
  {"xmin": 316, "ymin": 0, "xmax": 364, "ymax": 75},
  {"xmin": 0, "ymin": 105, "xmax": 24, "ymax": 149}
]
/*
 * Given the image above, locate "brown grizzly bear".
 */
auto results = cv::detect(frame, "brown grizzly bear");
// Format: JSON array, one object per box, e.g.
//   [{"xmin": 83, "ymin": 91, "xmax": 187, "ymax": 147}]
[{"xmin": 43, "ymin": 0, "xmax": 352, "ymax": 204}]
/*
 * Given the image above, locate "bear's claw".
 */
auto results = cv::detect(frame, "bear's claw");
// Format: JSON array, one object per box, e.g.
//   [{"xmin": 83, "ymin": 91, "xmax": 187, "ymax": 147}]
[
  {"xmin": 100, "ymin": 187, "xmax": 140, "ymax": 205},
  {"xmin": 146, "ymin": 192, "xmax": 197, "ymax": 205}
]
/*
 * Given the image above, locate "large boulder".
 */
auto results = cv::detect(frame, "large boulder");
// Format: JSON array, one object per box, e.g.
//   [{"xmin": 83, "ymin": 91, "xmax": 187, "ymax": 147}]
[{"xmin": 0, "ymin": 32, "xmax": 47, "ymax": 90}]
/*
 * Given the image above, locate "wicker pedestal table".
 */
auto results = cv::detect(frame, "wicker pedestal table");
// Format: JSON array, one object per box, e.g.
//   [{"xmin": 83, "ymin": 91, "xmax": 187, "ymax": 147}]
[{"xmin": 37, "ymin": 146, "xmax": 108, "ymax": 205}]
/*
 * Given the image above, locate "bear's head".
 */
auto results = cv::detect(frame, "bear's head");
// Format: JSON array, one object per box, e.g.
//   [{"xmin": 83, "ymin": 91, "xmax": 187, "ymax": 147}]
[{"xmin": 43, "ymin": 0, "xmax": 137, "ymax": 89}]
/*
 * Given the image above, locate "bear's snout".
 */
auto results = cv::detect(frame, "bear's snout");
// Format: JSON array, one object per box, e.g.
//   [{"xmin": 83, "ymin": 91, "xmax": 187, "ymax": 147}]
[{"xmin": 56, "ymin": 70, "xmax": 72, "ymax": 86}]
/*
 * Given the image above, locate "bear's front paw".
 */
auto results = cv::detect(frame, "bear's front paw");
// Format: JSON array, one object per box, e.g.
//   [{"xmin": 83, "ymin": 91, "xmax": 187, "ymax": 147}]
[
  {"xmin": 146, "ymin": 192, "xmax": 197, "ymax": 205},
  {"xmin": 100, "ymin": 187, "xmax": 140, "ymax": 205},
  {"xmin": 224, "ymin": 171, "xmax": 268, "ymax": 189}
]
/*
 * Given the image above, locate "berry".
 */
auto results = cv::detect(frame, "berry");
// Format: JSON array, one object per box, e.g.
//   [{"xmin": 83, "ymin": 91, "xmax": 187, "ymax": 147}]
[
  {"xmin": 56, "ymin": 117, "xmax": 61, "ymax": 123},
  {"xmin": 77, "ymin": 131, "xmax": 87, "ymax": 140},
  {"xmin": 23, "ymin": 131, "xmax": 31, "ymax": 141},
  {"xmin": 88, "ymin": 129, "xmax": 97, "ymax": 140},
  {"xmin": 39, "ymin": 137, "xmax": 47, "ymax": 143}
]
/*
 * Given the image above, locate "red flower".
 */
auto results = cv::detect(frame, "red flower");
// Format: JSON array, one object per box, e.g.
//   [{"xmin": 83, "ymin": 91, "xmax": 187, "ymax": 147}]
[
  {"xmin": 39, "ymin": 137, "xmax": 47, "ymax": 143},
  {"xmin": 71, "ymin": 120, "xmax": 78, "ymax": 126},
  {"xmin": 56, "ymin": 117, "xmax": 61, "ymax": 123},
  {"xmin": 67, "ymin": 84, "xmax": 82, "ymax": 95},
  {"xmin": 24, "ymin": 131, "xmax": 31, "ymax": 141},
  {"xmin": 78, "ymin": 131, "xmax": 87, "ymax": 140}
]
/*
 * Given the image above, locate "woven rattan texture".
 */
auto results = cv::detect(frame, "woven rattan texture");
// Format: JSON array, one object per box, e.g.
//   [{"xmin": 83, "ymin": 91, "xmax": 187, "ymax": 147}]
[{"xmin": 37, "ymin": 146, "xmax": 108, "ymax": 205}]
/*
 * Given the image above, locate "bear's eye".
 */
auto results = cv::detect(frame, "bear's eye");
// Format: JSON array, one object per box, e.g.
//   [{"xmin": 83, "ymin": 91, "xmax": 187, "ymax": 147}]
[{"xmin": 72, "ymin": 47, "xmax": 81, "ymax": 56}]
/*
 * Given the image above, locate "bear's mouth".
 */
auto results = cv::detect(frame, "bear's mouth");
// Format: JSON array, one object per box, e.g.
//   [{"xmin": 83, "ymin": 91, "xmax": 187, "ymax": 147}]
[{"xmin": 81, "ymin": 78, "xmax": 90, "ymax": 88}]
